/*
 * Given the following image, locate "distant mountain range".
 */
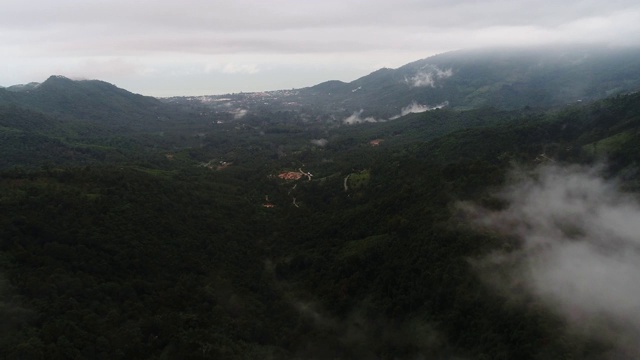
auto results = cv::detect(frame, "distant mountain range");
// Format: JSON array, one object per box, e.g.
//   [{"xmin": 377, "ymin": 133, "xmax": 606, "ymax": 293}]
[
  {"xmin": 293, "ymin": 45, "xmax": 640, "ymax": 116},
  {"xmin": 158, "ymin": 46, "xmax": 640, "ymax": 122},
  {"xmin": 4, "ymin": 45, "xmax": 640, "ymax": 127}
]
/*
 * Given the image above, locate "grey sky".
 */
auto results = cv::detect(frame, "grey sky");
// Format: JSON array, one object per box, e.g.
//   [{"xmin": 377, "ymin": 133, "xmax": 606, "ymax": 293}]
[{"xmin": 2, "ymin": 0, "xmax": 640, "ymax": 96}]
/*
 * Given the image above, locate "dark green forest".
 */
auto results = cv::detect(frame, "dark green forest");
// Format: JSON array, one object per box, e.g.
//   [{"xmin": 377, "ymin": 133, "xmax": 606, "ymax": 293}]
[{"xmin": 2, "ymin": 66, "xmax": 640, "ymax": 359}]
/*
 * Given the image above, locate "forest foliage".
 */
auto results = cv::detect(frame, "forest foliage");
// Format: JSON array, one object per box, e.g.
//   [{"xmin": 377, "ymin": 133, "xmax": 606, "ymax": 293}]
[{"xmin": 1, "ymin": 74, "xmax": 640, "ymax": 359}]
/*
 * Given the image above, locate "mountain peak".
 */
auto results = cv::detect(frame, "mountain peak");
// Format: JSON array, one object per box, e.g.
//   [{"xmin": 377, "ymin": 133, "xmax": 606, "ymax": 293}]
[
  {"xmin": 44, "ymin": 75, "xmax": 73, "ymax": 83},
  {"xmin": 38, "ymin": 75, "xmax": 76, "ymax": 89},
  {"xmin": 49, "ymin": 75, "xmax": 72, "ymax": 81}
]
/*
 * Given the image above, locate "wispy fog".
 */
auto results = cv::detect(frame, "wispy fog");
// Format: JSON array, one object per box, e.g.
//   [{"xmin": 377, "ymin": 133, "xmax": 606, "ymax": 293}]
[
  {"xmin": 231, "ymin": 108, "xmax": 248, "ymax": 119},
  {"xmin": 461, "ymin": 164, "xmax": 640, "ymax": 356},
  {"xmin": 291, "ymin": 299, "xmax": 460, "ymax": 359},
  {"xmin": 406, "ymin": 65, "xmax": 453, "ymax": 87},
  {"xmin": 389, "ymin": 101, "xmax": 449, "ymax": 119},
  {"xmin": 344, "ymin": 102, "xmax": 449, "ymax": 124},
  {"xmin": 310, "ymin": 138, "xmax": 328, "ymax": 147},
  {"xmin": 343, "ymin": 109, "xmax": 380, "ymax": 125},
  {"xmin": 264, "ymin": 260, "xmax": 462, "ymax": 359}
]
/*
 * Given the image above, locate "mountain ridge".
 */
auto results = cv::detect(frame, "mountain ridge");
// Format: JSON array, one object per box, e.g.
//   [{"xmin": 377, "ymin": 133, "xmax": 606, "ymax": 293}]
[
  {"xmin": 293, "ymin": 45, "xmax": 640, "ymax": 114},
  {"xmin": 0, "ymin": 75, "xmax": 172, "ymax": 131},
  {"xmin": 161, "ymin": 45, "xmax": 640, "ymax": 122}
]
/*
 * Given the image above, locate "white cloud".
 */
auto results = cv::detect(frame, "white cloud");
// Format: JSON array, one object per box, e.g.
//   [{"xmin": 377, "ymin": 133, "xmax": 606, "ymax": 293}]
[
  {"xmin": 222, "ymin": 63, "xmax": 259, "ymax": 74},
  {"xmin": 401, "ymin": 101, "xmax": 448, "ymax": 115},
  {"xmin": 205, "ymin": 62, "xmax": 259, "ymax": 74},
  {"xmin": 310, "ymin": 139, "xmax": 328, "ymax": 147},
  {"xmin": 231, "ymin": 109, "xmax": 248, "ymax": 119},
  {"xmin": 462, "ymin": 164, "xmax": 640, "ymax": 356},
  {"xmin": 406, "ymin": 65, "xmax": 453, "ymax": 88},
  {"xmin": 66, "ymin": 58, "xmax": 153, "ymax": 79},
  {"xmin": 343, "ymin": 109, "xmax": 380, "ymax": 125},
  {"xmin": 389, "ymin": 101, "xmax": 449, "ymax": 120}
]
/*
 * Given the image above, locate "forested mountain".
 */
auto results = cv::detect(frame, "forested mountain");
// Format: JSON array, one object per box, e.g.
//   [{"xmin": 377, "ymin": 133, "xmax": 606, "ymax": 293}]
[
  {"xmin": 170, "ymin": 46, "xmax": 640, "ymax": 122},
  {"xmin": 0, "ymin": 76, "xmax": 216, "ymax": 169},
  {"xmin": 2, "ymin": 50, "xmax": 640, "ymax": 359},
  {"xmin": 0, "ymin": 76, "xmax": 174, "ymax": 131},
  {"xmin": 296, "ymin": 45, "xmax": 640, "ymax": 116}
]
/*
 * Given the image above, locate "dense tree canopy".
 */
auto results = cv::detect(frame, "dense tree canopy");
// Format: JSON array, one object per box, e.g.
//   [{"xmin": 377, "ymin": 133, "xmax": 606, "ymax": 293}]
[{"xmin": 2, "ymin": 78, "xmax": 640, "ymax": 358}]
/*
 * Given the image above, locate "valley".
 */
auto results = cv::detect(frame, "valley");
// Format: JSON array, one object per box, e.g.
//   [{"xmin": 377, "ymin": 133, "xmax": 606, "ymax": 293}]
[{"xmin": 2, "ymin": 46, "xmax": 640, "ymax": 359}]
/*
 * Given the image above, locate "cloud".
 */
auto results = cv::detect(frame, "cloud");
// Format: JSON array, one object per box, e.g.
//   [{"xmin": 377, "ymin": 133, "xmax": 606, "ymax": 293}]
[
  {"xmin": 3, "ymin": 1, "xmax": 639, "ymax": 33},
  {"xmin": 222, "ymin": 63, "xmax": 259, "ymax": 74},
  {"xmin": 400, "ymin": 101, "xmax": 433, "ymax": 115},
  {"xmin": 343, "ymin": 109, "xmax": 380, "ymax": 125},
  {"xmin": 292, "ymin": 302, "xmax": 450, "ymax": 359},
  {"xmin": 3, "ymin": 0, "xmax": 640, "ymax": 95},
  {"xmin": 406, "ymin": 65, "xmax": 453, "ymax": 88},
  {"xmin": 205, "ymin": 62, "xmax": 259, "ymax": 74},
  {"xmin": 345, "ymin": 102, "xmax": 450, "ymax": 123},
  {"xmin": 231, "ymin": 108, "xmax": 248, "ymax": 119},
  {"xmin": 389, "ymin": 101, "xmax": 449, "ymax": 119},
  {"xmin": 310, "ymin": 138, "xmax": 328, "ymax": 147},
  {"xmin": 461, "ymin": 164, "xmax": 640, "ymax": 356},
  {"xmin": 264, "ymin": 258, "xmax": 456, "ymax": 359},
  {"xmin": 71, "ymin": 58, "xmax": 152, "ymax": 78}
]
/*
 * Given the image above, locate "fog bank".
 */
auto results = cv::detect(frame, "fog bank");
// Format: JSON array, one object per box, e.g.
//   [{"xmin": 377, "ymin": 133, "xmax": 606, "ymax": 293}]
[{"xmin": 462, "ymin": 164, "xmax": 640, "ymax": 357}]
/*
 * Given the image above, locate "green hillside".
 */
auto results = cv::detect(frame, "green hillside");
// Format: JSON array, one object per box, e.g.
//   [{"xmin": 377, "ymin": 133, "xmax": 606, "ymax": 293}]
[
  {"xmin": 2, "ymin": 49, "xmax": 640, "ymax": 358},
  {"xmin": 0, "ymin": 76, "xmax": 175, "ymax": 131},
  {"xmin": 295, "ymin": 46, "xmax": 640, "ymax": 117},
  {"xmin": 2, "ymin": 86, "xmax": 640, "ymax": 358}
]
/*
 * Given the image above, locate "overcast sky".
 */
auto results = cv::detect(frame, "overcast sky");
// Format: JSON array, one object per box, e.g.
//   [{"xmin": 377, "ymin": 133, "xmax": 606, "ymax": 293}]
[{"xmin": 2, "ymin": 0, "xmax": 640, "ymax": 96}]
